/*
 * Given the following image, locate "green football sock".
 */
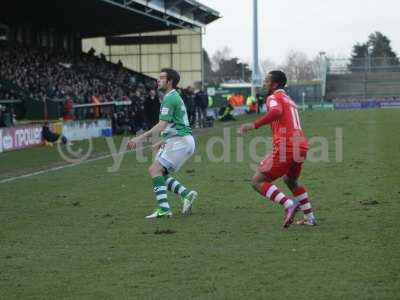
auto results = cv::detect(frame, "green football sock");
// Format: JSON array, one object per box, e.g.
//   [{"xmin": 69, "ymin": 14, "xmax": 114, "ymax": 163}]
[
  {"xmin": 152, "ymin": 176, "xmax": 170, "ymax": 211},
  {"xmin": 164, "ymin": 175, "xmax": 191, "ymax": 199}
]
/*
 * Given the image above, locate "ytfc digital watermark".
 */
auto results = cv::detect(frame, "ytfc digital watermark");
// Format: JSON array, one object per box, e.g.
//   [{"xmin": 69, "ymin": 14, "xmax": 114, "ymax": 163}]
[{"xmin": 57, "ymin": 127, "xmax": 343, "ymax": 173}]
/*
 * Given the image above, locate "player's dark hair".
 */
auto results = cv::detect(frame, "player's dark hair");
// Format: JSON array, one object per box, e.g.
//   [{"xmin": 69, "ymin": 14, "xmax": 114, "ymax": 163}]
[
  {"xmin": 161, "ymin": 68, "xmax": 180, "ymax": 89},
  {"xmin": 269, "ymin": 70, "xmax": 287, "ymax": 89}
]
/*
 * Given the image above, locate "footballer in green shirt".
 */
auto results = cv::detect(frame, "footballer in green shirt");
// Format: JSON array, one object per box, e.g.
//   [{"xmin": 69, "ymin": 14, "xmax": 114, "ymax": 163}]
[{"xmin": 128, "ymin": 68, "xmax": 197, "ymax": 218}]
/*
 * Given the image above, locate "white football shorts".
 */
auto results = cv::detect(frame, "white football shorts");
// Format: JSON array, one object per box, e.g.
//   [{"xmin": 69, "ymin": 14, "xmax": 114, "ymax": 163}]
[{"xmin": 156, "ymin": 135, "xmax": 195, "ymax": 172}]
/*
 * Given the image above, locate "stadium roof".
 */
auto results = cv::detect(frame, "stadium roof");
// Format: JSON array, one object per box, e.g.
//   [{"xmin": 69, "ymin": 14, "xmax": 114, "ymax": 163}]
[{"xmin": 0, "ymin": 0, "xmax": 221, "ymax": 38}]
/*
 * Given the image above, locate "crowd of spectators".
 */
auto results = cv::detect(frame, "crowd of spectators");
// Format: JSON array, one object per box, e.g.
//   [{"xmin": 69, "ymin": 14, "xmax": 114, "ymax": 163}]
[
  {"xmin": 0, "ymin": 44, "xmax": 141, "ymax": 104},
  {"xmin": 180, "ymin": 87, "xmax": 209, "ymax": 128},
  {"xmin": 0, "ymin": 105, "xmax": 15, "ymax": 127},
  {"xmin": 112, "ymin": 86, "xmax": 210, "ymax": 134},
  {"xmin": 0, "ymin": 83, "xmax": 19, "ymax": 100},
  {"xmin": 0, "ymin": 43, "xmax": 212, "ymax": 131},
  {"xmin": 0, "ymin": 83, "xmax": 17, "ymax": 127}
]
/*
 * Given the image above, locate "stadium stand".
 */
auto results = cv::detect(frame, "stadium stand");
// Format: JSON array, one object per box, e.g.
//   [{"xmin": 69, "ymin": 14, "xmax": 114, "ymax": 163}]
[
  {"xmin": 0, "ymin": 0, "xmax": 220, "ymax": 123},
  {"xmin": 0, "ymin": 43, "xmax": 155, "ymax": 104}
]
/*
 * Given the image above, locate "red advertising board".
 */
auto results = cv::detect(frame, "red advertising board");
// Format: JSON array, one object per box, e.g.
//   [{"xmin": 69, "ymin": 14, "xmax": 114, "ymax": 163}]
[{"xmin": 0, "ymin": 124, "xmax": 43, "ymax": 152}]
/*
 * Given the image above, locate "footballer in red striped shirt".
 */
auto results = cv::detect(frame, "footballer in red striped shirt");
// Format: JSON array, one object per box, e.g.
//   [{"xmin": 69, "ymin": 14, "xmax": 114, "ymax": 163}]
[{"xmin": 239, "ymin": 71, "xmax": 316, "ymax": 227}]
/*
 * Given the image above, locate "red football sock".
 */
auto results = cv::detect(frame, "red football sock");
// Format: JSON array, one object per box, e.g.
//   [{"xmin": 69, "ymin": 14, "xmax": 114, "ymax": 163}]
[
  {"xmin": 260, "ymin": 182, "xmax": 293, "ymax": 209},
  {"xmin": 292, "ymin": 186, "xmax": 315, "ymax": 220}
]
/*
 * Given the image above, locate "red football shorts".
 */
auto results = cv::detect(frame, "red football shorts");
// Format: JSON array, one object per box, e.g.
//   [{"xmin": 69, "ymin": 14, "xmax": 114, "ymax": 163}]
[{"xmin": 258, "ymin": 148, "xmax": 308, "ymax": 180}]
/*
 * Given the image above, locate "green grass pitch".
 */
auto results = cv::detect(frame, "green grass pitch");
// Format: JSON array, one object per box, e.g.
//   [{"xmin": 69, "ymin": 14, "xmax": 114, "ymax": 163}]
[{"xmin": 1, "ymin": 109, "xmax": 400, "ymax": 299}]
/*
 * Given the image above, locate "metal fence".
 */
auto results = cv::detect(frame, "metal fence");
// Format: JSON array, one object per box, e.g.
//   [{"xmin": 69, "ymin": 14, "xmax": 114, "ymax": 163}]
[{"xmin": 327, "ymin": 57, "xmax": 400, "ymax": 74}]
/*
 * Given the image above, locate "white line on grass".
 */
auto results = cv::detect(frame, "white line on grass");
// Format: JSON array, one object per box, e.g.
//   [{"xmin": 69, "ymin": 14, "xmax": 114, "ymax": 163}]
[
  {"xmin": 0, "ymin": 121, "xmax": 239, "ymax": 185},
  {"xmin": 0, "ymin": 148, "xmax": 146, "ymax": 185}
]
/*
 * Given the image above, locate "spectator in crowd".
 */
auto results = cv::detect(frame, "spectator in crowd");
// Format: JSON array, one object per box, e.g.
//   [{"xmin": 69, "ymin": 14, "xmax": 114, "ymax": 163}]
[
  {"xmin": 228, "ymin": 92, "xmax": 245, "ymax": 107},
  {"xmin": 182, "ymin": 87, "xmax": 196, "ymax": 126},
  {"xmin": 144, "ymin": 89, "xmax": 160, "ymax": 128},
  {"xmin": 132, "ymin": 90, "xmax": 145, "ymax": 132},
  {"xmin": 256, "ymin": 92, "xmax": 265, "ymax": 114},
  {"xmin": 246, "ymin": 94, "xmax": 257, "ymax": 114},
  {"xmin": 112, "ymin": 109, "xmax": 131, "ymax": 135},
  {"xmin": 63, "ymin": 94, "xmax": 74, "ymax": 121},
  {"xmin": 218, "ymin": 102, "xmax": 236, "ymax": 122},
  {"xmin": 0, "ymin": 105, "xmax": 13, "ymax": 127},
  {"xmin": 128, "ymin": 110, "xmax": 137, "ymax": 134},
  {"xmin": 194, "ymin": 87, "xmax": 209, "ymax": 128},
  {"xmin": 111, "ymin": 111, "xmax": 119, "ymax": 134},
  {"xmin": 0, "ymin": 105, "xmax": 3, "ymax": 127}
]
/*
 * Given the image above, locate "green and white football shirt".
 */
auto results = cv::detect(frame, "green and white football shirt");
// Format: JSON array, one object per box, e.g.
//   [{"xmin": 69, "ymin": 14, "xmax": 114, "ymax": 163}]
[{"xmin": 159, "ymin": 89, "xmax": 192, "ymax": 139}]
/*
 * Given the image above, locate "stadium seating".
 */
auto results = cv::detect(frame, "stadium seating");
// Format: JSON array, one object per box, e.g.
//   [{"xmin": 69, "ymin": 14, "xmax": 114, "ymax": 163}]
[{"xmin": 0, "ymin": 43, "xmax": 154, "ymax": 105}]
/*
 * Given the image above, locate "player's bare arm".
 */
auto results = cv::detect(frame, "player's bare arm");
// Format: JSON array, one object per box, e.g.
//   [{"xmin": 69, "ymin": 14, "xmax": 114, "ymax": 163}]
[
  {"xmin": 239, "ymin": 123, "xmax": 255, "ymax": 134},
  {"xmin": 239, "ymin": 107, "xmax": 282, "ymax": 135},
  {"xmin": 127, "ymin": 120, "xmax": 169, "ymax": 149},
  {"xmin": 152, "ymin": 140, "xmax": 166, "ymax": 151}
]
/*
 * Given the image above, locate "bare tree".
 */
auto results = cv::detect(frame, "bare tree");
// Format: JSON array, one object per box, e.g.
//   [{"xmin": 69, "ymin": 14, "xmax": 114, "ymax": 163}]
[
  {"xmin": 280, "ymin": 50, "xmax": 317, "ymax": 82},
  {"xmin": 211, "ymin": 47, "xmax": 232, "ymax": 71},
  {"xmin": 311, "ymin": 55, "xmax": 322, "ymax": 80},
  {"xmin": 260, "ymin": 58, "xmax": 277, "ymax": 78}
]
